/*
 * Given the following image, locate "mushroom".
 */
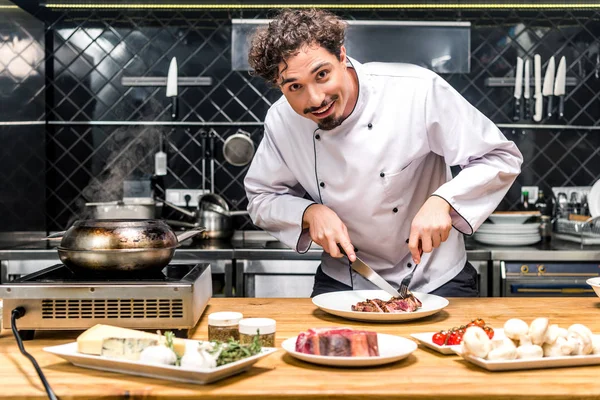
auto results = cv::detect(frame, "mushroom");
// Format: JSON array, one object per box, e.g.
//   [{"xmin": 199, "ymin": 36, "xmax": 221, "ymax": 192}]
[
  {"xmin": 139, "ymin": 344, "xmax": 177, "ymax": 365},
  {"xmin": 518, "ymin": 334, "xmax": 533, "ymax": 347},
  {"xmin": 560, "ymin": 336, "xmax": 580, "ymax": 356},
  {"xmin": 567, "ymin": 324, "xmax": 594, "ymax": 355},
  {"xmin": 592, "ymin": 335, "xmax": 600, "ymax": 355},
  {"xmin": 503, "ymin": 318, "xmax": 529, "ymax": 341},
  {"xmin": 543, "ymin": 336, "xmax": 573, "ymax": 357},
  {"xmin": 544, "ymin": 324, "xmax": 568, "ymax": 345},
  {"xmin": 528, "ymin": 317, "xmax": 550, "ymax": 346},
  {"xmin": 516, "ymin": 344, "xmax": 544, "ymax": 359},
  {"xmin": 461, "ymin": 326, "xmax": 493, "ymax": 359},
  {"xmin": 487, "ymin": 338, "xmax": 518, "ymax": 360}
]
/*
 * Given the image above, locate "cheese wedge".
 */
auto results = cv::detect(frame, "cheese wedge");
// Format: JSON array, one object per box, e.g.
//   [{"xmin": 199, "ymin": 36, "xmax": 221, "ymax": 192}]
[
  {"xmin": 101, "ymin": 337, "xmax": 159, "ymax": 361},
  {"xmin": 77, "ymin": 324, "xmax": 186, "ymax": 357}
]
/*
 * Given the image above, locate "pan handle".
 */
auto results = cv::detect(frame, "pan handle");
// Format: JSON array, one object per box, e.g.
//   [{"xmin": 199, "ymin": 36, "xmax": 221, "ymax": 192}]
[
  {"xmin": 176, "ymin": 227, "xmax": 206, "ymax": 243},
  {"xmin": 44, "ymin": 231, "xmax": 66, "ymax": 240},
  {"xmin": 160, "ymin": 198, "xmax": 197, "ymax": 218}
]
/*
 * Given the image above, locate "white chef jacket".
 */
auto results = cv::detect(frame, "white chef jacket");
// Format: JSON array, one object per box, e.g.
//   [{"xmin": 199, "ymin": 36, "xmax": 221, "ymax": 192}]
[{"xmin": 244, "ymin": 57, "xmax": 523, "ymax": 293}]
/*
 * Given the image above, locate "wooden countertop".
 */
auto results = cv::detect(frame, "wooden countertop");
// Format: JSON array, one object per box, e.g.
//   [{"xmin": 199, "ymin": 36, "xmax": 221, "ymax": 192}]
[{"xmin": 2, "ymin": 297, "xmax": 600, "ymax": 399}]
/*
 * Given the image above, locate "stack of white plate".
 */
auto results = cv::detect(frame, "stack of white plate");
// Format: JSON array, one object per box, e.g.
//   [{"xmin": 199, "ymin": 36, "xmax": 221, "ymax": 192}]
[{"xmin": 474, "ymin": 219, "xmax": 541, "ymax": 246}]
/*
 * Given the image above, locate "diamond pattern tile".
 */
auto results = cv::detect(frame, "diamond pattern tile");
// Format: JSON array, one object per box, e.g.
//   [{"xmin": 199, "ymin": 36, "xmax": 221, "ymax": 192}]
[{"xmin": 2, "ymin": 6, "xmax": 600, "ymax": 230}]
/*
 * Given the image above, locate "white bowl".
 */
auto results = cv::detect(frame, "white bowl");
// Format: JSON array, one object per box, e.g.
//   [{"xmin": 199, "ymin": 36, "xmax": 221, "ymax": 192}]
[{"xmin": 586, "ymin": 277, "xmax": 600, "ymax": 297}]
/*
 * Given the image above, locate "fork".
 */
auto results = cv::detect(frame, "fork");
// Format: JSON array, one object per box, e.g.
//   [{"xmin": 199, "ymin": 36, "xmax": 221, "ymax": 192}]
[
  {"xmin": 400, "ymin": 239, "xmax": 422, "ymax": 298},
  {"xmin": 399, "ymin": 262, "xmax": 419, "ymax": 298}
]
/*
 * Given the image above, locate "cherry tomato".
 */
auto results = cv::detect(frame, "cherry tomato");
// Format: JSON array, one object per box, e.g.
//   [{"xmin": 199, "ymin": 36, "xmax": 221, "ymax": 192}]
[
  {"xmin": 466, "ymin": 322, "xmax": 478, "ymax": 328},
  {"xmin": 473, "ymin": 318, "xmax": 486, "ymax": 327},
  {"xmin": 432, "ymin": 331, "xmax": 448, "ymax": 346},
  {"xmin": 483, "ymin": 325, "xmax": 494, "ymax": 339},
  {"xmin": 447, "ymin": 330, "xmax": 464, "ymax": 345}
]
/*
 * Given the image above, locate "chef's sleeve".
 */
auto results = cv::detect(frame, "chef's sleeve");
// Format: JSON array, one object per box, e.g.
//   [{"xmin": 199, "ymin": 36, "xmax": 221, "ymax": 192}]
[
  {"xmin": 425, "ymin": 75, "xmax": 524, "ymax": 235},
  {"xmin": 244, "ymin": 119, "xmax": 315, "ymax": 252}
]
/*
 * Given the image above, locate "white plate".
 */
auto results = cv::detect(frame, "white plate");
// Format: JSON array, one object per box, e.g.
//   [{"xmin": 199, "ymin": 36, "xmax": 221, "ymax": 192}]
[
  {"xmin": 44, "ymin": 342, "xmax": 278, "ymax": 385},
  {"xmin": 411, "ymin": 328, "xmax": 505, "ymax": 355},
  {"xmin": 589, "ymin": 180, "xmax": 600, "ymax": 218},
  {"xmin": 487, "ymin": 214, "xmax": 539, "ymax": 224},
  {"xmin": 477, "ymin": 223, "xmax": 539, "ymax": 234},
  {"xmin": 410, "ymin": 332, "xmax": 462, "ymax": 355},
  {"xmin": 453, "ymin": 340, "xmax": 600, "ymax": 371},
  {"xmin": 312, "ymin": 290, "xmax": 449, "ymax": 322},
  {"xmin": 281, "ymin": 333, "xmax": 417, "ymax": 367},
  {"xmin": 473, "ymin": 234, "xmax": 540, "ymax": 246}
]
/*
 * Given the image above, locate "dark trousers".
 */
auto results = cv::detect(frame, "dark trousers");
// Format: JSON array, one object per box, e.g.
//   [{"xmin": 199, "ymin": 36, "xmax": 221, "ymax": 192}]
[{"xmin": 311, "ymin": 260, "xmax": 479, "ymax": 298}]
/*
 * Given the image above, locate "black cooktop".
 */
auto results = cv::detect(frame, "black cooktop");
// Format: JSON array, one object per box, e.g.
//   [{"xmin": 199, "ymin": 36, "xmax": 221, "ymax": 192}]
[{"xmin": 13, "ymin": 263, "xmax": 205, "ymax": 284}]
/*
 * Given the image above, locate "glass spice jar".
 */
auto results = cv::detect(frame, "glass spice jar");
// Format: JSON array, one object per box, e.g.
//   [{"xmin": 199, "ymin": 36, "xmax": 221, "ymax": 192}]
[
  {"xmin": 208, "ymin": 311, "xmax": 243, "ymax": 342},
  {"xmin": 238, "ymin": 318, "xmax": 276, "ymax": 347}
]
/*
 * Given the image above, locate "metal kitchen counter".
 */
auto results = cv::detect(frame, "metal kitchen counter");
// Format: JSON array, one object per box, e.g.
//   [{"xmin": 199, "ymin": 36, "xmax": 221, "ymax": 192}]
[{"xmin": 1, "ymin": 233, "xmax": 600, "ymax": 262}]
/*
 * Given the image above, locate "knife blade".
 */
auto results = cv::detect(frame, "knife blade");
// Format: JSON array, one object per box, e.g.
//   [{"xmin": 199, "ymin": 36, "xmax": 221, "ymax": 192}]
[
  {"xmin": 524, "ymin": 58, "xmax": 531, "ymax": 120},
  {"xmin": 166, "ymin": 57, "xmax": 178, "ymax": 120},
  {"xmin": 350, "ymin": 257, "xmax": 402, "ymax": 298},
  {"xmin": 513, "ymin": 57, "xmax": 523, "ymax": 121},
  {"xmin": 533, "ymin": 54, "xmax": 542, "ymax": 122},
  {"xmin": 554, "ymin": 56, "xmax": 567, "ymax": 119},
  {"xmin": 542, "ymin": 56, "xmax": 555, "ymax": 119}
]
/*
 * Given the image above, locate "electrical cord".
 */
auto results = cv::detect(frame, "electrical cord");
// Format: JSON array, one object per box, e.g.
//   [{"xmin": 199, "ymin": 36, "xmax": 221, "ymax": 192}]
[{"xmin": 11, "ymin": 307, "xmax": 58, "ymax": 400}]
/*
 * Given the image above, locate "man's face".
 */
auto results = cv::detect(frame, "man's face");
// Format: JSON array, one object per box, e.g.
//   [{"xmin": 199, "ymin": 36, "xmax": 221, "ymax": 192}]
[{"xmin": 278, "ymin": 44, "xmax": 353, "ymax": 131}]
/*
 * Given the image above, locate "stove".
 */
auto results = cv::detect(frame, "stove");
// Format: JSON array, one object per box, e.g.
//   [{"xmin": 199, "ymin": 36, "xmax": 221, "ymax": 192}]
[{"xmin": 1, "ymin": 263, "xmax": 212, "ymax": 338}]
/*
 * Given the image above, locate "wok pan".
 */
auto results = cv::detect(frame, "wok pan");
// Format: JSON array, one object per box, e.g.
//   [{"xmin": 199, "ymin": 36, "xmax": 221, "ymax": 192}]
[{"xmin": 49, "ymin": 219, "xmax": 205, "ymax": 274}]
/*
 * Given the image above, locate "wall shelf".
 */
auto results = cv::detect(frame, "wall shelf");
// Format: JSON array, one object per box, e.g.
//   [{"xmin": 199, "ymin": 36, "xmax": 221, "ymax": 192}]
[{"xmin": 2, "ymin": 121, "xmax": 599, "ymax": 130}]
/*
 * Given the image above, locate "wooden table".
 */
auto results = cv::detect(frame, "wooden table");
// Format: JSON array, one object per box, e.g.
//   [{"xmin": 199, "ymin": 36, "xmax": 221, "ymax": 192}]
[{"xmin": 2, "ymin": 297, "xmax": 600, "ymax": 399}]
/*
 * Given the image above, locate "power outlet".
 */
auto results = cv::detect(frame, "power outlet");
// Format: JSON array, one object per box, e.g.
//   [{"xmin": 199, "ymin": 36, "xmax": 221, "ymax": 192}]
[
  {"xmin": 165, "ymin": 189, "xmax": 209, "ymax": 207},
  {"xmin": 521, "ymin": 186, "xmax": 539, "ymax": 202}
]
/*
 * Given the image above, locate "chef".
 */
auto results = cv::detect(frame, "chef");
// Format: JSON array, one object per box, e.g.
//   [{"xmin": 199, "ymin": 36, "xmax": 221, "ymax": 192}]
[{"xmin": 244, "ymin": 9, "xmax": 523, "ymax": 297}]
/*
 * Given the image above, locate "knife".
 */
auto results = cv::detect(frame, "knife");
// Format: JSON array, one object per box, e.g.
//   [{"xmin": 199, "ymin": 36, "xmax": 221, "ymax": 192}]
[
  {"xmin": 166, "ymin": 57, "xmax": 178, "ymax": 120},
  {"xmin": 542, "ymin": 56, "xmax": 555, "ymax": 119},
  {"xmin": 554, "ymin": 56, "xmax": 567, "ymax": 119},
  {"xmin": 533, "ymin": 54, "xmax": 542, "ymax": 122},
  {"xmin": 337, "ymin": 244, "xmax": 401, "ymax": 298},
  {"xmin": 524, "ymin": 58, "xmax": 531, "ymax": 120},
  {"xmin": 351, "ymin": 257, "xmax": 402, "ymax": 298},
  {"xmin": 513, "ymin": 57, "xmax": 523, "ymax": 121}
]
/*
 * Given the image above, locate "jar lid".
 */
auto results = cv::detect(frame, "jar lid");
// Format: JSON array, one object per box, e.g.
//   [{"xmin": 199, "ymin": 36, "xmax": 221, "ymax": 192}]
[
  {"xmin": 208, "ymin": 311, "xmax": 243, "ymax": 327},
  {"xmin": 238, "ymin": 318, "xmax": 276, "ymax": 335}
]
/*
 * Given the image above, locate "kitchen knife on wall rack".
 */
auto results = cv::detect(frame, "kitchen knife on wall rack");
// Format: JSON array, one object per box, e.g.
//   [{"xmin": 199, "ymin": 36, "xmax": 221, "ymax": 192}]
[
  {"xmin": 533, "ymin": 54, "xmax": 542, "ymax": 122},
  {"xmin": 542, "ymin": 56, "xmax": 555, "ymax": 119},
  {"xmin": 554, "ymin": 56, "xmax": 567, "ymax": 119},
  {"xmin": 524, "ymin": 58, "xmax": 531, "ymax": 120},
  {"xmin": 513, "ymin": 57, "xmax": 523, "ymax": 121}
]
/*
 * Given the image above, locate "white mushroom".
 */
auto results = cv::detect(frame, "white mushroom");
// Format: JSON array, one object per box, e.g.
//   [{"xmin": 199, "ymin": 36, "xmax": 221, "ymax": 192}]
[
  {"xmin": 503, "ymin": 318, "xmax": 529, "ymax": 340},
  {"xmin": 518, "ymin": 334, "xmax": 533, "ymax": 347},
  {"xmin": 528, "ymin": 317, "xmax": 550, "ymax": 346},
  {"xmin": 544, "ymin": 324, "xmax": 568, "ymax": 345},
  {"xmin": 461, "ymin": 326, "xmax": 493, "ymax": 359},
  {"xmin": 487, "ymin": 338, "xmax": 518, "ymax": 360},
  {"xmin": 543, "ymin": 336, "xmax": 574, "ymax": 357},
  {"xmin": 567, "ymin": 324, "xmax": 594, "ymax": 355},
  {"xmin": 592, "ymin": 335, "xmax": 600, "ymax": 355},
  {"xmin": 516, "ymin": 344, "xmax": 544, "ymax": 359}
]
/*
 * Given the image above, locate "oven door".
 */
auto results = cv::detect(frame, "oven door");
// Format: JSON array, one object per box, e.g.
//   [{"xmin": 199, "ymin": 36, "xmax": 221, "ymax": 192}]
[{"xmin": 501, "ymin": 262, "xmax": 599, "ymax": 297}]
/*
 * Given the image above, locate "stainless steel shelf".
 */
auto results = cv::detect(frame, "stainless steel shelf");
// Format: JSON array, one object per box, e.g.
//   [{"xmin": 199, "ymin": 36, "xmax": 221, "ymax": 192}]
[
  {"xmin": 485, "ymin": 77, "xmax": 578, "ymax": 87},
  {"xmin": 121, "ymin": 76, "xmax": 212, "ymax": 87},
  {"xmin": 496, "ymin": 123, "xmax": 600, "ymax": 130},
  {"xmin": 47, "ymin": 121, "xmax": 264, "ymax": 127}
]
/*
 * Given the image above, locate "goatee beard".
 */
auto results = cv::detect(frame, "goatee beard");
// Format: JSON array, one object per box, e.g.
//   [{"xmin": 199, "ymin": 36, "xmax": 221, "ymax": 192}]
[{"xmin": 317, "ymin": 116, "xmax": 343, "ymax": 130}]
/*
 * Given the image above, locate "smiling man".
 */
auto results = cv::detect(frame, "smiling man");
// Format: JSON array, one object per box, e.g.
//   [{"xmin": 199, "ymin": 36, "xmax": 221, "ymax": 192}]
[{"xmin": 244, "ymin": 9, "xmax": 523, "ymax": 297}]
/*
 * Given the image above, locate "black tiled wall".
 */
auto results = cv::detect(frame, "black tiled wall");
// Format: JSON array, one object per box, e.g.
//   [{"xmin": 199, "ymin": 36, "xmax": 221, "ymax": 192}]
[{"xmin": 1, "ymin": 6, "xmax": 600, "ymax": 231}]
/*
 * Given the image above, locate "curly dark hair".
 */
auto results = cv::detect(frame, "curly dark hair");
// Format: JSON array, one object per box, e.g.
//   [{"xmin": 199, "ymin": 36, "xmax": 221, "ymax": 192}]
[{"xmin": 248, "ymin": 9, "xmax": 347, "ymax": 85}]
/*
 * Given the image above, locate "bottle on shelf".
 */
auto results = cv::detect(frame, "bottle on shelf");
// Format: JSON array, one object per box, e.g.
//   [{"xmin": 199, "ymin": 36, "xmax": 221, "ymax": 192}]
[
  {"xmin": 521, "ymin": 190, "xmax": 532, "ymax": 211},
  {"xmin": 535, "ymin": 190, "xmax": 549, "ymax": 216}
]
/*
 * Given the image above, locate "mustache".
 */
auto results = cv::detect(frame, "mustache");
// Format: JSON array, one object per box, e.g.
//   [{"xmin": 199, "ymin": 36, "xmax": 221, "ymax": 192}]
[{"xmin": 304, "ymin": 95, "xmax": 339, "ymax": 114}]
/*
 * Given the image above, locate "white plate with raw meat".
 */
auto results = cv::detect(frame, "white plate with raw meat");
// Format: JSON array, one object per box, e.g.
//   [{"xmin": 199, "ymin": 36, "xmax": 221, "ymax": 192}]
[
  {"xmin": 312, "ymin": 290, "xmax": 449, "ymax": 322},
  {"xmin": 281, "ymin": 328, "xmax": 417, "ymax": 367}
]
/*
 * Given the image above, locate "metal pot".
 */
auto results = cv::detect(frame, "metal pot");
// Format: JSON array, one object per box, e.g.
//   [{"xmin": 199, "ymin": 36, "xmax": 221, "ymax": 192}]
[
  {"xmin": 53, "ymin": 219, "xmax": 204, "ymax": 273},
  {"xmin": 162, "ymin": 193, "xmax": 247, "ymax": 240}
]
